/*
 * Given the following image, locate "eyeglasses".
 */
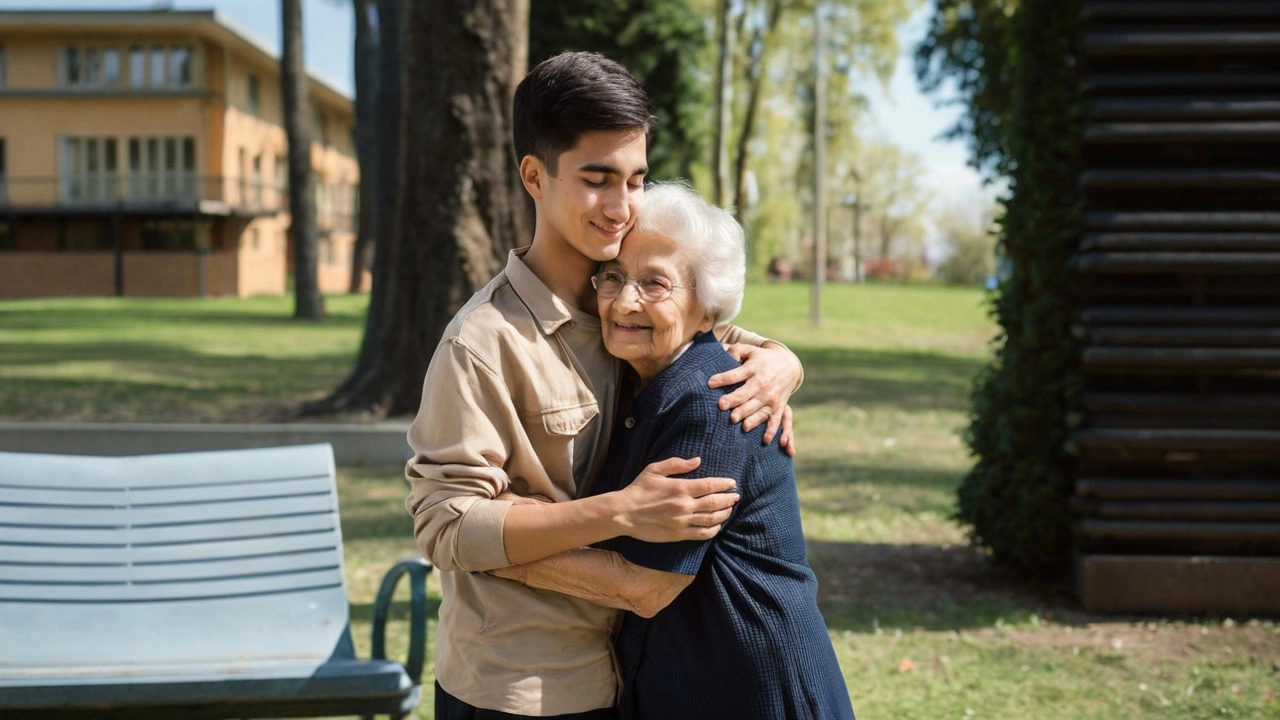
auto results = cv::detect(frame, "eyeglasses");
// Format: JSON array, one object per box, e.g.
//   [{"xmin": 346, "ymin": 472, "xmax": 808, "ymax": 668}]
[{"xmin": 592, "ymin": 268, "xmax": 695, "ymax": 303}]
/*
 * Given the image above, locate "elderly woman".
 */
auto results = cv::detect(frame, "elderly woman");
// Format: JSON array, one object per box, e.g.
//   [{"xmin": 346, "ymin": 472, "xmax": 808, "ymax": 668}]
[{"xmin": 492, "ymin": 182, "xmax": 854, "ymax": 720}]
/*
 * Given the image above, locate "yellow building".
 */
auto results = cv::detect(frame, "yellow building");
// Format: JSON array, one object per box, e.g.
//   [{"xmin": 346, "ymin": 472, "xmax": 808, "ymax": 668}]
[{"xmin": 0, "ymin": 8, "xmax": 361, "ymax": 298}]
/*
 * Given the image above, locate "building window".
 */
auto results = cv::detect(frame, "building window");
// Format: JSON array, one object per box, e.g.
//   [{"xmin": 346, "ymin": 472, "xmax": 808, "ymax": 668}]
[
  {"xmin": 274, "ymin": 155, "xmax": 288, "ymax": 208},
  {"xmin": 60, "ymin": 45, "xmax": 127, "ymax": 88},
  {"xmin": 84, "ymin": 47, "xmax": 100, "ymax": 84},
  {"xmin": 149, "ymin": 45, "xmax": 165, "ymax": 87},
  {"xmin": 61, "ymin": 47, "xmax": 81, "ymax": 85},
  {"xmin": 315, "ymin": 180, "xmax": 331, "ymax": 222},
  {"xmin": 129, "ymin": 45, "xmax": 144, "ymax": 87},
  {"xmin": 169, "ymin": 45, "xmax": 192, "ymax": 86},
  {"xmin": 314, "ymin": 107, "xmax": 328, "ymax": 145},
  {"xmin": 0, "ymin": 139, "xmax": 9, "ymax": 245},
  {"xmin": 127, "ymin": 136, "xmax": 196, "ymax": 202},
  {"xmin": 251, "ymin": 155, "xmax": 263, "ymax": 207},
  {"xmin": 319, "ymin": 234, "xmax": 335, "ymax": 265},
  {"xmin": 61, "ymin": 219, "xmax": 111, "ymax": 251},
  {"xmin": 141, "ymin": 220, "xmax": 198, "ymax": 251},
  {"xmin": 59, "ymin": 136, "xmax": 118, "ymax": 204},
  {"xmin": 247, "ymin": 74, "xmax": 260, "ymax": 114},
  {"xmin": 103, "ymin": 47, "xmax": 121, "ymax": 86}
]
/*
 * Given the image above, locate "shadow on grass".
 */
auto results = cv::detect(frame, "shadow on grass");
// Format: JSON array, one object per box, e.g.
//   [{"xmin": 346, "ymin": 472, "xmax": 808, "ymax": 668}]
[
  {"xmin": 0, "ymin": 305, "xmax": 367, "ymax": 332},
  {"xmin": 801, "ymin": 461, "xmax": 963, "ymax": 493},
  {"xmin": 797, "ymin": 462, "xmax": 964, "ymax": 516},
  {"xmin": 790, "ymin": 346, "xmax": 983, "ymax": 413},
  {"xmin": 810, "ymin": 541, "xmax": 1075, "ymax": 633},
  {"xmin": 0, "ymin": 341, "xmax": 360, "ymax": 420}
]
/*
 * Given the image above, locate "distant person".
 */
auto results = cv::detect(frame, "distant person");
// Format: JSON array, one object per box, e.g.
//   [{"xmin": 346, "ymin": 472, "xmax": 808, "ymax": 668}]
[
  {"xmin": 492, "ymin": 183, "xmax": 855, "ymax": 720},
  {"xmin": 767, "ymin": 256, "xmax": 794, "ymax": 282},
  {"xmin": 405, "ymin": 52, "xmax": 804, "ymax": 719}
]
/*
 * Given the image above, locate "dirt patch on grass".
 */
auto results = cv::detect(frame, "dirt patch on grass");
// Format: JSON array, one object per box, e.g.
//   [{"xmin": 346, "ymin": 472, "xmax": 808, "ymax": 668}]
[
  {"xmin": 997, "ymin": 621, "xmax": 1280, "ymax": 666},
  {"xmin": 809, "ymin": 540, "xmax": 1280, "ymax": 665},
  {"xmin": 810, "ymin": 541, "xmax": 1067, "ymax": 614}
]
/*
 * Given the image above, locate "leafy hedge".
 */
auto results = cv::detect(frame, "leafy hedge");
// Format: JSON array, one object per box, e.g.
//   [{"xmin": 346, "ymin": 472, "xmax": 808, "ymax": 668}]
[{"xmin": 920, "ymin": 0, "xmax": 1084, "ymax": 581}]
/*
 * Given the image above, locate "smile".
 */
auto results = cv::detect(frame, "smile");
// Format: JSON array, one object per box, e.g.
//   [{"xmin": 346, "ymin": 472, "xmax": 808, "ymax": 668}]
[
  {"xmin": 613, "ymin": 322, "xmax": 650, "ymax": 331},
  {"xmin": 591, "ymin": 222, "xmax": 627, "ymax": 238}
]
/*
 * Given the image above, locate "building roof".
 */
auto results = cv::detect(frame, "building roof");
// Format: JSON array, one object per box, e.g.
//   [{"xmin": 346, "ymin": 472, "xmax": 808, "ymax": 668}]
[{"xmin": 0, "ymin": 8, "xmax": 352, "ymax": 110}]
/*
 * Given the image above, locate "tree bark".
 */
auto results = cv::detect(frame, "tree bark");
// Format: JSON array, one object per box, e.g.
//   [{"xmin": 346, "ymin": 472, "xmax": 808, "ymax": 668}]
[
  {"xmin": 281, "ymin": 0, "xmax": 324, "ymax": 319},
  {"xmin": 711, "ymin": 0, "xmax": 734, "ymax": 209},
  {"xmin": 304, "ymin": 0, "xmax": 530, "ymax": 417},
  {"xmin": 732, "ymin": 0, "xmax": 783, "ymax": 218},
  {"xmin": 347, "ymin": 0, "xmax": 378, "ymax": 293}
]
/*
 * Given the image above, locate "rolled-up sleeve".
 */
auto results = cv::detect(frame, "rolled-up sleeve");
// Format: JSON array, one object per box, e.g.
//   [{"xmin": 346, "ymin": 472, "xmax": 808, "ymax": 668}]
[
  {"xmin": 717, "ymin": 323, "xmax": 767, "ymax": 348},
  {"xmin": 405, "ymin": 337, "xmax": 519, "ymax": 572}
]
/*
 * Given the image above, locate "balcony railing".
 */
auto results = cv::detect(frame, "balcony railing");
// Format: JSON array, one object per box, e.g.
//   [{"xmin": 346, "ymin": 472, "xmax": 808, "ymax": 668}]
[
  {"xmin": 0, "ymin": 174, "xmax": 288, "ymax": 213},
  {"xmin": 1, "ymin": 175, "xmax": 357, "ymax": 230}
]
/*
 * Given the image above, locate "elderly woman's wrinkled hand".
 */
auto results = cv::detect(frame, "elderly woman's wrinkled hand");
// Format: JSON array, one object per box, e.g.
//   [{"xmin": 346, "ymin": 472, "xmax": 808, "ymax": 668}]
[{"xmin": 708, "ymin": 341, "xmax": 802, "ymax": 456}]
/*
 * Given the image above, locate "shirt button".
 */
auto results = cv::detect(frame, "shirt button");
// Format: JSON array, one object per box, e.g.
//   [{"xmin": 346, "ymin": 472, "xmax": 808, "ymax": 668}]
[{"xmin": 624, "ymin": 417, "xmax": 636, "ymax": 429}]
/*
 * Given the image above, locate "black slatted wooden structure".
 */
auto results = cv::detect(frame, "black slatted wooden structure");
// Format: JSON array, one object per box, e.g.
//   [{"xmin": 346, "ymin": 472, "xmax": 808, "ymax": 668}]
[{"xmin": 1071, "ymin": 0, "xmax": 1280, "ymax": 613}]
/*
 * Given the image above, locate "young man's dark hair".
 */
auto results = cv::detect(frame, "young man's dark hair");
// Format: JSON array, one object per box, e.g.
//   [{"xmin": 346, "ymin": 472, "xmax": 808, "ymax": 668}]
[{"xmin": 513, "ymin": 51, "xmax": 658, "ymax": 175}]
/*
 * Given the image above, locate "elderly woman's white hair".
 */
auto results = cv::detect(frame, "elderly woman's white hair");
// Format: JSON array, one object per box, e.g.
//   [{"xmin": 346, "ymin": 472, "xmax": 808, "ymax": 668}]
[{"xmin": 631, "ymin": 181, "xmax": 745, "ymax": 327}]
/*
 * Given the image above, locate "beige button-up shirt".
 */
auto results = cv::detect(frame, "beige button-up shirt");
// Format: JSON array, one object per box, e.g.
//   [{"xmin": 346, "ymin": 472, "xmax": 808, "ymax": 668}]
[{"xmin": 406, "ymin": 249, "xmax": 765, "ymax": 716}]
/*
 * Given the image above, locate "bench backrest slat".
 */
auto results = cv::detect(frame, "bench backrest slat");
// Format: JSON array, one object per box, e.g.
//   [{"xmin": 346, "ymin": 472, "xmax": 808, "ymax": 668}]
[{"xmin": 0, "ymin": 444, "xmax": 350, "ymax": 673}]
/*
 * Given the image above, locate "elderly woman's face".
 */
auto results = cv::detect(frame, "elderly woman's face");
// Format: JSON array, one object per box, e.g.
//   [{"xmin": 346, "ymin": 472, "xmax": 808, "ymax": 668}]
[{"xmin": 597, "ymin": 229, "xmax": 714, "ymax": 384}]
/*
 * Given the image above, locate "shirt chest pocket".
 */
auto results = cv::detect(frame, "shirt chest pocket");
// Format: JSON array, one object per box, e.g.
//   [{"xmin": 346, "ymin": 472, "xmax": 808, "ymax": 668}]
[{"xmin": 538, "ymin": 402, "xmax": 599, "ymax": 436}]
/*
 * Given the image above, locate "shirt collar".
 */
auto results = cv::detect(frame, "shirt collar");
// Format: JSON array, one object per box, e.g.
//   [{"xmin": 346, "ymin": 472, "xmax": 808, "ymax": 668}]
[{"xmin": 504, "ymin": 248, "xmax": 582, "ymax": 335}]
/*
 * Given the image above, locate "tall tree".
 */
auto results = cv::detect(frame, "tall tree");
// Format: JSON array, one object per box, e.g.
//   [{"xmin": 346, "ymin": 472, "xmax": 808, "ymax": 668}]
[
  {"xmin": 529, "ymin": 0, "xmax": 710, "ymax": 181},
  {"xmin": 732, "ymin": 0, "xmax": 784, "ymax": 215},
  {"xmin": 281, "ymin": 0, "xmax": 324, "ymax": 319},
  {"xmin": 727, "ymin": 0, "xmax": 913, "ymax": 273},
  {"xmin": 712, "ymin": 0, "xmax": 736, "ymax": 207},
  {"xmin": 308, "ymin": 0, "xmax": 530, "ymax": 416},
  {"xmin": 346, "ymin": 0, "xmax": 378, "ymax": 293}
]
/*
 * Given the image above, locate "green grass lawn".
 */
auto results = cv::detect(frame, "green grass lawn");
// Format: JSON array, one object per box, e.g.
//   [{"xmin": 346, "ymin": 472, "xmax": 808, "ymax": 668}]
[
  {"xmin": 0, "ymin": 294, "xmax": 370, "ymax": 422},
  {"xmin": 3, "ymin": 285, "xmax": 1278, "ymax": 719}
]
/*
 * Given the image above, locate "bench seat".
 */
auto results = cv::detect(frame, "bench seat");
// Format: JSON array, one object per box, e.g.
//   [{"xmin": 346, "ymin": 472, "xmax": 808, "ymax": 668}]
[{"xmin": 0, "ymin": 444, "xmax": 428, "ymax": 720}]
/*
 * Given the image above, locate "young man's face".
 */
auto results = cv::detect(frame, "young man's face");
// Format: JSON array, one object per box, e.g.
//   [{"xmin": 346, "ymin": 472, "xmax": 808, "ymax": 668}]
[{"xmin": 525, "ymin": 128, "xmax": 648, "ymax": 264}]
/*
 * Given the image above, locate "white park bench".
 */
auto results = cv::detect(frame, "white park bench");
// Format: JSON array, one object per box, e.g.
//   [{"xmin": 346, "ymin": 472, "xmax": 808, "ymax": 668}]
[{"xmin": 0, "ymin": 443, "xmax": 430, "ymax": 719}]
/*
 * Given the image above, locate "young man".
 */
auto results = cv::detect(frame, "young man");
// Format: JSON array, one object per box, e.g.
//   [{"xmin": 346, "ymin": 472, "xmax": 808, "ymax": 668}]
[{"xmin": 406, "ymin": 52, "xmax": 803, "ymax": 719}]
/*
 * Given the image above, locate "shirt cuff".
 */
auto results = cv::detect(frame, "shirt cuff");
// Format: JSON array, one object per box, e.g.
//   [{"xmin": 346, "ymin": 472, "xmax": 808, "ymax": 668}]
[{"xmin": 456, "ymin": 498, "xmax": 515, "ymax": 570}]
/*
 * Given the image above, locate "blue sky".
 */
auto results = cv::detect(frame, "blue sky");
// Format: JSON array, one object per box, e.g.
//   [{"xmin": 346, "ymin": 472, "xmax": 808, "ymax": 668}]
[{"xmin": 4, "ymin": 0, "xmax": 991, "ymax": 213}]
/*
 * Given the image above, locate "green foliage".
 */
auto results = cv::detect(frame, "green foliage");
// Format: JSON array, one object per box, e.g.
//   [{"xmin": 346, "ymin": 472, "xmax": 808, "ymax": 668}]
[
  {"xmin": 935, "ymin": 205, "xmax": 998, "ymax": 286},
  {"xmin": 529, "ymin": 0, "xmax": 711, "ymax": 181},
  {"xmin": 915, "ymin": 0, "xmax": 1018, "ymax": 178},
  {"xmin": 920, "ymin": 0, "xmax": 1083, "ymax": 582},
  {"xmin": 936, "ymin": 236, "xmax": 995, "ymax": 287},
  {"xmin": 733, "ymin": 0, "xmax": 917, "ymax": 277}
]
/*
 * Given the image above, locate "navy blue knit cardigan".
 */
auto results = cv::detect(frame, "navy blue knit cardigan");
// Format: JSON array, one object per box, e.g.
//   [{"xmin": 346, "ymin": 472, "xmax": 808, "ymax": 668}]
[{"xmin": 595, "ymin": 331, "xmax": 856, "ymax": 720}]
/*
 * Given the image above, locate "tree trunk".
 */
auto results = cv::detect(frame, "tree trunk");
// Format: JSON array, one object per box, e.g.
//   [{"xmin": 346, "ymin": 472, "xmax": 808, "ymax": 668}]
[
  {"xmin": 347, "ymin": 0, "xmax": 378, "ymax": 293},
  {"xmin": 281, "ymin": 0, "xmax": 324, "ymax": 319},
  {"xmin": 732, "ymin": 0, "xmax": 783, "ymax": 217},
  {"xmin": 711, "ymin": 0, "xmax": 734, "ymax": 209},
  {"xmin": 299, "ymin": 0, "xmax": 404, "ymax": 415},
  {"xmin": 303, "ymin": 0, "xmax": 530, "ymax": 417}
]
